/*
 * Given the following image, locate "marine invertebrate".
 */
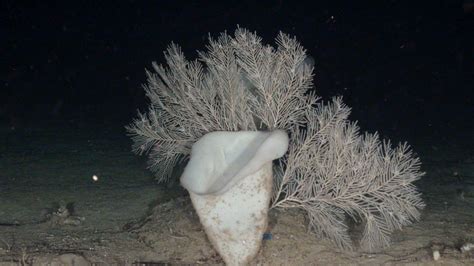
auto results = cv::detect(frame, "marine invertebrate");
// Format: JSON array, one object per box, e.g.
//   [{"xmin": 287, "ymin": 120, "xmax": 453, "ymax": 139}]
[
  {"xmin": 127, "ymin": 28, "xmax": 425, "ymax": 254},
  {"xmin": 181, "ymin": 130, "xmax": 288, "ymax": 264}
]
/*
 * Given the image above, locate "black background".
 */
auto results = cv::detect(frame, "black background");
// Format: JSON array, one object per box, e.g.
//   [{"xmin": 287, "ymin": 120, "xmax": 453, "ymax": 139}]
[{"xmin": 1, "ymin": 0, "xmax": 472, "ymax": 142}]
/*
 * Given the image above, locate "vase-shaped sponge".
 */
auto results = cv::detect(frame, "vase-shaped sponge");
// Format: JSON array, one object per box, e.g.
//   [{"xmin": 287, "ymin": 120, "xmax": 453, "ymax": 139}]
[{"xmin": 180, "ymin": 130, "xmax": 288, "ymax": 265}]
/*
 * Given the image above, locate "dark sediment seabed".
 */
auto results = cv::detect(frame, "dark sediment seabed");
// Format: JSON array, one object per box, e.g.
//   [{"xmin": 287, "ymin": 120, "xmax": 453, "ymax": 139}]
[{"xmin": 0, "ymin": 121, "xmax": 473, "ymax": 265}]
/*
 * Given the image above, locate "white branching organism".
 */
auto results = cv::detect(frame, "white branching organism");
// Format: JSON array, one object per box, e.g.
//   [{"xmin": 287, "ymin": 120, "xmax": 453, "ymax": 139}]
[
  {"xmin": 127, "ymin": 28, "xmax": 314, "ymax": 181},
  {"xmin": 271, "ymin": 97, "xmax": 425, "ymax": 251},
  {"xmin": 126, "ymin": 28, "xmax": 425, "ymax": 251}
]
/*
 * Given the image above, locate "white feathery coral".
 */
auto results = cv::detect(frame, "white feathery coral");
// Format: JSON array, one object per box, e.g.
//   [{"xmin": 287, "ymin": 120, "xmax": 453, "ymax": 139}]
[{"xmin": 127, "ymin": 28, "xmax": 425, "ymax": 251}]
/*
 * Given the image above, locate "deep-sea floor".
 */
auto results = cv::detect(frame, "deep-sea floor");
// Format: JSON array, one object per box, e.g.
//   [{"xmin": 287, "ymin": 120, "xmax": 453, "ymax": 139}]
[{"xmin": 0, "ymin": 121, "xmax": 473, "ymax": 265}]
